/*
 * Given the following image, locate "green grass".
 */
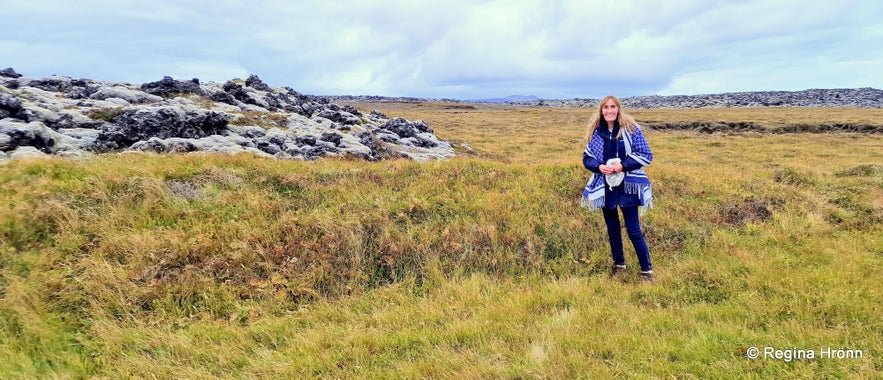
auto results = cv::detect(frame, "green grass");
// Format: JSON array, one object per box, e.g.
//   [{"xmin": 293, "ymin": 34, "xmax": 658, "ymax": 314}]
[
  {"xmin": 1, "ymin": 106, "xmax": 882, "ymax": 378},
  {"xmin": 84, "ymin": 107, "xmax": 125, "ymax": 122}
]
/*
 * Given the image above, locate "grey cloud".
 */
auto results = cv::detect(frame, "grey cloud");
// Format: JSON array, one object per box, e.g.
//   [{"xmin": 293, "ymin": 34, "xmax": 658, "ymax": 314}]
[{"xmin": 2, "ymin": 0, "xmax": 881, "ymax": 99}]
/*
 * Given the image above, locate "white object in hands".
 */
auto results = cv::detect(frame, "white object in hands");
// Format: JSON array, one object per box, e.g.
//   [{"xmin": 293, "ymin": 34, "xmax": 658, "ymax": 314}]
[{"xmin": 605, "ymin": 158, "xmax": 624, "ymax": 189}]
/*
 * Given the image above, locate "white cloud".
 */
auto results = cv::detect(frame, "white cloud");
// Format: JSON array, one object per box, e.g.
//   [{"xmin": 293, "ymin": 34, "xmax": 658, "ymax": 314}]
[
  {"xmin": 2, "ymin": 0, "xmax": 881, "ymax": 98},
  {"xmin": 661, "ymin": 56, "xmax": 883, "ymax": 95}
]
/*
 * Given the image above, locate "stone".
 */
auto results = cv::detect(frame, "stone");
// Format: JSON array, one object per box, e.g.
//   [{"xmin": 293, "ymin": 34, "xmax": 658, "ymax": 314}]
[
  {"xmin": 369, "ymin": 110, "xmax": 388, "ymax": 120},
  {"xmin": 245, "ymin": 74, "xmax": 272, "ymax": 91},
  {"xmin": 9, "ymin": 146, "xmax": 47, "ymax": 159},
  {"xmin": 316, "ymin": 109, "xmax": 361, "ymax": 125},
  {"xmin": 0, "ymin": 119, "xmax": 60, "ymax": 152},
  {"xmin": 0, "ymin": 68, "xmax": 22, "ymax": 78},
  {"xmin": 0, "ymin": 92, "xmax": 23, "ymax": 118},
  {"xmin": 94, "ymin": 105, "xmax": 230, "ymax": 150},
  {"xmin": 27, "ymin": 76, "xmax": 73, "ymax": 92},
  {"xmin": 90, "ymin": 86, "xmax": 163, "ymax": 103},
  {"xmin": 140, "ymin": 76, "xmax": 203, "ymax": 97}
]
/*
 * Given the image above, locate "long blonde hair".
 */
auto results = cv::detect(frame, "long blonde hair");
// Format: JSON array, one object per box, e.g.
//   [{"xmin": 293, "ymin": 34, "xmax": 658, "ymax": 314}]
[{"xmin": 586, "ymin": 95, "xmax": 636, "ymax": 141}]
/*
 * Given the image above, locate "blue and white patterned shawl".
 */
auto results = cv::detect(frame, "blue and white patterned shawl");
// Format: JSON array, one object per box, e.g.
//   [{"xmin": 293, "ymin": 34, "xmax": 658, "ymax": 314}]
[{"xmin": 580, "ymin": 124, "xmax": 653, "ymax": 214}]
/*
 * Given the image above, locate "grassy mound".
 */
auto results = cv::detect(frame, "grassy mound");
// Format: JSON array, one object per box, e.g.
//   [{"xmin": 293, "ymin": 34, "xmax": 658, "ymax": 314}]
[{"xmin": 1, "ymin": 106, "xmax": 881, "ymax": 377}]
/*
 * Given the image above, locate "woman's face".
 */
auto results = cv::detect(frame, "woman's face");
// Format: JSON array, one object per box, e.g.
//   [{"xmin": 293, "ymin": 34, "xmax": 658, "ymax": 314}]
[{"xmin": 602, "ymin": 99, "xmax": 619, "ymax": 123}]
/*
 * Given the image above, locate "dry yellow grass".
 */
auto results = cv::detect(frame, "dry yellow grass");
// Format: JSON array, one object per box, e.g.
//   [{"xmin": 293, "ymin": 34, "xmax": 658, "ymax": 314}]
[
  {"xmin": 352, "ymin": 101, "xmax": 883, "ymax": 128},
  {"xmin": 354, "ymin": 102, "xmax": 883, "ymax": 164},
  {"xmin": 1, "ymin": 103, "xmax": 881, "ymax": 378},
  {"xmin": 632, "ymin": 107, "xmax": 883, "ymax": 127}
]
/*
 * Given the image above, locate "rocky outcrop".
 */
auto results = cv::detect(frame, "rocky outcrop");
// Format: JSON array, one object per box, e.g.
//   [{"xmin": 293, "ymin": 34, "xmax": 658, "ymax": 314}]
[
  {"xmin": 330, "ymin": 88, "xmax": 883, "ymax": 109},
  {"xmin": 643, "ymin": 120, "xmax": 883, "ymax": 134},
  {"xmin": 93, "ymin": 106, "xmax": 231, "ymax": 151},
  {"xmin": 140, "ymin": 76, "xmax": 204, "ymax": 98},
  {"xmin": 509, "ymin": 88, "xmax": 883, "ymax": 109},
  {"xmin": 0, "ymin": 69, "xmax": 453, "ymax": 161},
  {"xmin": 0, "ymin": 92, "xmax": 23, "ymax": 119},
  {"xmin": 0, "ymin": 68, "xmax": 23, "ymax": 79}
]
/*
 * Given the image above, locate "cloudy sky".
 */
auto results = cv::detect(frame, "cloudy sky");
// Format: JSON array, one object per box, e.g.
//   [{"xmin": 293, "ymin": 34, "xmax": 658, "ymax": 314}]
[{"xmin": 2, "ymin": 0, "xmax": 881, "ymax": 99}]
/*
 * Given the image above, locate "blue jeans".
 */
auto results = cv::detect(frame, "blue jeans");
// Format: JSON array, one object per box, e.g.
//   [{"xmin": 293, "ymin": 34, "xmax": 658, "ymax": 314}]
[{"xmin": 602, "ymin": 206, "xmax": 652, "ymax": 272}]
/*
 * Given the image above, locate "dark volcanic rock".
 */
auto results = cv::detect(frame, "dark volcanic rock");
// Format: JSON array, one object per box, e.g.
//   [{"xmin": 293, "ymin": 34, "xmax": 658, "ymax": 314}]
[
  {"xmin": 0, "ymin": 120, "xmax": 57, "ymax": 153},
  {"xmin": 320, "ymin": 131, "xmax": 343, "ymax": 146},
  {"xmin": 317, "ymin": 109, "xmax": 361, "ymax": 125},
  {"xmin": 210, "ymin": 91, "xmax": 237, "ymax": 105},
  {"xmin": 94, "ymin": 106, "xmax": 229, "ymax": 151},
  {"xmin": 382, "ymin": 117, "xmax": 432, "ymax": 137},
  {"xmin": 222, "ymin": 80, "xmax": 261, "ymax": 106},
  {"xmin": 28, "ymin": 77, "xmax": 73, "ymax": 92},
  {"xmin": 0, "ymin": 92, "xmax": 23, "ymax": 119},
  {"xmin": 245, "ymin": 74, "xmax": 272, "ymax": 91},
  {"xmin": 0, "ymin": 68, "xmax": 22, "ymax": 78},
  {"xmin": 141, "ymin": 76, "xmax": 203, "ymax": 97}
]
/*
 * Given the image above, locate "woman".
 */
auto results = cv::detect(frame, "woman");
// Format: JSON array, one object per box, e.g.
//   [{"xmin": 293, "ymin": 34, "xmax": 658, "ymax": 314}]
[{"xmin": 580, "ymin": 96, "xmax": 654, "ymax": 282}]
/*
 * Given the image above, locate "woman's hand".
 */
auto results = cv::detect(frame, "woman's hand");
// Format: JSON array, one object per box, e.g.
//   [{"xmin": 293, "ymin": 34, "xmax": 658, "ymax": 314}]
[{"xmin": 599, "ymin": 163, "xmax": 623, "ymax": 175}]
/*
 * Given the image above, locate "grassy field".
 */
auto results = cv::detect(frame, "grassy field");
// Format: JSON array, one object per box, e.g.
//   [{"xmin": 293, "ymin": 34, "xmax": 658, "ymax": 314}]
[{"xmin": 1, "ymin": 104, "xmax": 881, "ymax": 378}]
